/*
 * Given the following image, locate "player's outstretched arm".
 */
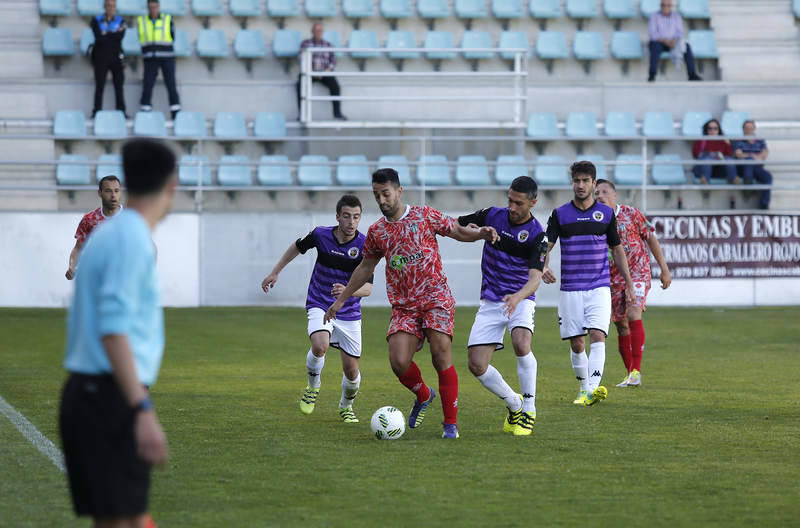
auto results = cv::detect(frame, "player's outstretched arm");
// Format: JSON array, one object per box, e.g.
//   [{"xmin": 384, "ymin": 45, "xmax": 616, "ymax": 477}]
[
  {"xmin": 611, "ymin": 244, "xmax": 635, "ymax": 303},
  {"xmin": 448, "ymin": 224, "xmax": 499, "ymax": 243},
  {"xmin": 65, "ymin": 240, "xmax": 82, "ymax": 280},
  {"xmin": 541, "ymin": 242, "xmax": 557, "ymax": 284},
  {"xmin": 502, "ymin": 268, "xmax": 543, "ymax": 317},
  {"xmin": 647, "ymin": 235, "xmax": 672, "ymax": 289},
  {"xmin": 325, "ymin": 257, "xmax": 379, "ymax": 323},
  {"xmin": 261, "ymin": 242, "xmax": 301, "ymax": 293}
]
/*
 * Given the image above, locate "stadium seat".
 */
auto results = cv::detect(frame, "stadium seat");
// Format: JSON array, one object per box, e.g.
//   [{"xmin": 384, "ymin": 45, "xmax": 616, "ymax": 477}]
[
  {"xmin": 614, "ymin": 154, "xmax": 644, "ymax": 185},
  {"xmin": 455, "ymin": 0, "xmax": 489, "ymax": 21},
  {"xmin": 640, "ymin": 0, "xmax": 659, "ymax": 18},
  {"xmin": 306, "ymin": 0, "xmax": 337, "ymax": 17},
  {"xmin": 192, "ymin": 0, "xmax": 224, "ymax": 17},
  {"xmin": 377, "ymin": 155, "xmax": 413, "ymax": 185},
  {"xmin": 254, "ymin": 112, "xmax": 287, "ymax": 138},
  {"xmin": 687, "ymin": 30, "xmax": 718, "ymax": 59},
  {"xmin": 455, "ymin": 155, "xmax": 491, "ymax": 185},
  {"xmin": 57, "ymin": 155, "xmax": 91, "ymax": 185},
  {"xmin": 54, "ymin": 110, "xmax": 87, "ymax": 138},
  {"xmin": 386, "ymin": 31, "xmax": 420, "ymax": 60},
  {"xmin": 322, "ymin": 30, "xmax": 344, "ymax": 58},
  {"xmin": 116, "ymin": 0, "xmax": 147, "ymax": 15},
  {"xmin": 42, "ymin": 28, "xmax": 74, "ymax": 57},
  {"xmin": 495, "ymin": 155, "xmax": 527, "ymax": 185},
  {"xmin": 535, "ymin": 31, "xmax": 569, "ymax": 62},
  {"xmin": 681, "ymin": 111, "xmax": 712, "ymax": 136},
  {"xmin": 343, "ymin": 0, "xmax": 374, "ymax": 21},
  {"xmin": 178, "ymin": 155, "xmax": 212, "ymax": 185},
  {"xmin": 78, "ymin": 0, "xmax": 104, "ymax": 16},
  {"xmin": 578, "ymin": 154, "xmax": 607, "ymax": 180},
  {"xmin": 418, "ymin": 0, "xmax": 450, "ymax": 22},
  {"xmin": 218, "ymin": 155, "xmax": 252, "ymax": 186},
  {"xmin": 160, "ymin": 0, "xmax": 188, "ymax": 15},
  {"xmin": 679, "ymin": 0, "xmax": 709, "ymax": 19},
  {"xmin": 642, "ymin": 111, "xmax": 676, "ymax": 137},
  {"xmin": 214, "ymin": 112, "xmax": 247, "ymax": 138},
  {"xmin": 651, "ymin": 154, "xmax": 687, "ymax": 185},
  {"xmin": 604, "ymin": 111, "xmax": 637, "ymax": 137},
  {"xmin": 534, "ymin": 155, "xmax": 568, "ymax": 185},
  {"xmin": 196, "ymin": 29, "xmax": 229, "ymax": 58},
  {"xmin": 492, "ymin": 0, "xmax": 523, "ymax": 24},
  {"xmin": 273, "ymin": 29, "xmax": 302, "ymax": 57},
  {"xmin": 230, "ymin": 0, "xmax": 262, "ymax": 17},
  {"xmin": 530, "ymin": 0, "xmax": 562, "ymax": 25},
  {"xmin": 348, "ymin": 30, "xmax": 381, "ymax": 59},
  {"xmin": 604, "ymin": 0, "xmax": 635, "ymax": 21},
  {"xmin": 79, "ymin": 28, "xmax": 94, "ymax": 56},
  {"xmin": 40, "ymin": 0, "xmax": 71, "ymax": 16},
  {"xmin": 268, "ymin": 0, "xmax": 300, "ymax": 19},
  {"xmin": 173, "ymin": 29, "xmax": 192, "ymax": 57},
  {"xmin": 417, "ymin": 155, "xmax": 451, "ymax": 186},
  {"xmin": 526, "ymin": 112, "xmax": 559, "ymax": 137},
  {"xmin": 721, "ymin": 111, "xmax": 750, "ymax": 135},
  {"xmin": 498, "ymin": 31, "xmax": 529, "ymax": 61},
  {"xmin": 566, "ymin": 0, "xmax": 599, "ymax": 25},
  {"xmin": 298, "ymin": 155, "xmax": 332, "ymax": 186},
  {"xmin": 121, "ymin": 31, "xmax": 142, "ymax": 57},
  {"xmin": 133, "ymin": 111, "xmax": 167, "ymax": 136},
  {"xmin": 795, "ymin": 0, "xmax": 800, "ymax": 18},
  {"xmin": 424, "ymin": 31, "xmax": 457, "ymax": 61},
  {"xmin": 336, "ymin": 155, "xmax": 371, "ymax": 186},
  {"xmin": 566, "ymin": 112, "xmax": 599, "ymax": 137},
  {"xmin": 462, "ymin": 31, "xmax": 493, "ymax": 64},
  {"xmin": 174, "ymin": 111, "xmax": 207, "ymax": 137},
  {"xmin": 381, "ymin": 0, "xmax": 413, "ymax": 21},
  {"xmin": 610, "ymin": 31, "xmax": 642, "ymax": 62},
  {"xmin": 96, "ymin": 154, "xmax": 123, "ymax": 182},
  {"xmin": 93, "ymin": 110, "xmax": 127, "ymax": 137},
  {"xmin": 573, "ymin": 32, "xmax": 606, "ymax": 72},
  {"xmin": 257, "ymin": 155, "xmax": 293, "ymax": 186},
  {"xmin": 234, "ymin": 29, "xmax": 267, "ymax": 59}
]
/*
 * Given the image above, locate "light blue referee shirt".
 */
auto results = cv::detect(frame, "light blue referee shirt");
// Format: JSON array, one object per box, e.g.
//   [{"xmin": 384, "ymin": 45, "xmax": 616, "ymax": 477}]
[{"xmin": 64, "ymin": 209, "xmax": 164, "ymax": 386}]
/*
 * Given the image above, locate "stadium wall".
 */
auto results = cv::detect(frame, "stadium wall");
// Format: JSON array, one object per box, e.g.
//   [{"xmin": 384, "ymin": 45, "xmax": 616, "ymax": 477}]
[{"xmin": 2, "ymin": 212, "xmax": 799, "ymax": 308}]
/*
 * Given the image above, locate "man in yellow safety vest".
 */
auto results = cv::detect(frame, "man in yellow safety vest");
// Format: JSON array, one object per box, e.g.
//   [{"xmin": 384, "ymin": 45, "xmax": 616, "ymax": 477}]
[{"xmin": 137, "ymin": 0, "xmax": 181, "ymax": 119}]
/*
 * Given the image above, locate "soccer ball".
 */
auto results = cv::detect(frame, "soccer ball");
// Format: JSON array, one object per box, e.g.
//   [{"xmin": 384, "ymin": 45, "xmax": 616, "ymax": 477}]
[{"xmin": 370, "ymin": 406, "xmax": 405, "ymax": 440}]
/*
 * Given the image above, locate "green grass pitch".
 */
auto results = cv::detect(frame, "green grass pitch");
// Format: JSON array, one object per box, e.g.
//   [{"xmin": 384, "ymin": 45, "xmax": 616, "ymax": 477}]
[{"xmin": 1, "ymin": 306, "xmax": 799, "ymax": 527}]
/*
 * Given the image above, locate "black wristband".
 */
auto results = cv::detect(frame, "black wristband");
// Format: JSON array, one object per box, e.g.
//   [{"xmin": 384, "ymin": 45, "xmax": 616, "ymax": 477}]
[{"xmin": 133, "ymin": 396, "xmax": 154, "ymax": 413}]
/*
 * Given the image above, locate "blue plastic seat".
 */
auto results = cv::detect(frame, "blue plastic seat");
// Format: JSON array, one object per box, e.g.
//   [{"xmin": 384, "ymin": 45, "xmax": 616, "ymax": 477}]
[
  {"xmin": 681, "ymin": 111, "xmax": 712, "ymax": 136},
  {"xmin": 321, "ymin": 30, "xmax": 344, "ymax": 58},
  {"xmin": 642, "ymin": 111, "xmax": 676, "ymax": 137},
  {"xmin": 218, "ymin": 155, "xmax": 252, "ymax": 186},
  {"xmin": 121, "ymin": 30, "xmax": 141, "ymax": 57},
  {"xmin": 495, "ymin": 155, "xmax": 527, "ymax": 185},
  {"xmin": 566, "ymin": 0, "xmax": 599, "ymax": 18},
  {"xmin": 77, "ymin": 0, "xmax": 104, "ymax": 16},
  {"xmin": 40, "ymin": 0, "xmax": 71, "ymax": 15},
  {"xmin": 268, "ymin": 0, "xmax": 299, "ymax": 17},
  {"xmin": 603, "ymin": 111, "xmax": 636, "ymax": 137},
  {"xmin": 604, "ymin": 0, "xmax": 635, "ymax": 19},
  {"xmin": 462, "ymin": 31, "xmax": 493, "ymax": 60},
  {"xmin": 455, "ymin": 0, "xmax": 489, "ymax": 19},
  {"xmin": 93, "ymin": 110, "xmax": 127, "ymax": 137},
  {"xmin": 54, "ymin": 110, "xmax": 87, "ymax": 138},
  {"xmin": 687, "ymin": 30, "xmax": 718, "ymax": 59},
  {"xmin": 492, "ymin": 0, "xmax": 522, "ymax": 19},
  {"xmin": 254, "ymin": 112, "xmax": 287, "ymax": 137},
  {"xmin": 535, "ymin": 155, "xmax": 568, "ymax": 185},
  {"xmin": 578, "ymin": 154, "xmax": 607, "ymax": 180},
  {"xmin": 43, "ymin": 28, "xmax": 74, "ymax": 57},
  {"xmin": 343, "ymin": 0, "xmax": 374, "ymax": 18},
  {"xmin": 386, "ymin": 31, "xmax": 420, "ymax": 59},
  {"xmin": 424, "ymin": 31, "xmax": 457, "ymax": 60},
  {"xmin": 178, "ymin": 155, "xmax": 212, "ymax": 185},
  {"xmin": 57, "ymin": 155, "xmax": 91, "ymax": 185},
  {"xmin": 349, "ymin": 30, "xmax": 380, "ymax": 58},
  {"xmin": 455, "ymin": 155, "xmax": 491, "ymax": 185},
  {"xmin": 610, "ymin": 31, "xmax": 642, "ymax": 59},
  {"xmin": 273, "ymin": 29, "xmax": 302, "ymax": 57},
  {"xmin": 214, "ymin": 112, "xmax": 247, "ymax": 138},
  {"xmin": 305, "ymin": 0, "xmax": 337, "ymax": 17},
  {"xmin": 133, "ymin": 111, "xmax": 167, "ymax": 136},
  {"xmin": 298, "ymin": 155, "xmax": 332, "ymax": 186},
  {"xmin": 498, "ymin": 31, "xmax": 528, "ymax": 61},
  {"xmin": 336, "ymin": 155, "xmax": 371, "ymax": 186},
  {"xmin": 173, "ymin": 29, "xmax": 192, "ymax": 57},
  {"xmin": 652, "ymin": 154, "xmax": 686, "ymax": 184},
  {"xmin": 614, "ymin": 154, "xmax": 645, "ymax": 185},
  {"xmin": 573, "ymin": 32, "xmax": 606, "ymax": 60},
  {"xmin": 197, "ymin": 29, "xmax": 228, "ymax": 58},
  {"xmin": 380, "ymin": 0, "xmax": 413, "ymax": 18},
  {"xmin": 795, "ymin": 0, "xmax": 800, "ymax": 18},
  {"xmin": 234, "ymin": 30, "xmax": 267, "ymax": 58},
  {"xmin": 79, "ymin": 28, "xmax": 95, "ymax": 56},
  {"xmin": 160, "ymin": 0, "xmax": 188, "ymax": 15},
  {"xmin": 417, "ymin": 155, "xmax": 451, "ymax": 186},
  {"xmin": 640, "ymin": 0, "xmax": 659, "ymax": 17},
  {"xmin": 258, "ymin": 155, "xmax": 293, "ymax": 186},
  {"xmin": 526, "ymin": 112, "xmax": 559, "ymax": 137},
  {"xmin": 116, "ymin": 0, "xmax": 147, "ymax": 15},
  {"xmin": 679, "ymin": 0, "xmax": 709, "ymax": 19},
  {"xmin": 377, "ymin": 155, "xmax": 413, "ymax": 185},
  {"xmin": 174, "ymin": 111, "xmax": 207, "ymax": 137},
  {"xmin": 96, "ymin": 154, "xmax": 123, "ymax": 183},
  {"xmin": 566, "ymin": 112, "xmax": 599, "ymax": 137},
  {"xmin": 230, "ymin": 0, "xmax": 262, "ymax": 16},
  {"xmin": 192, "ymin": 0, "xmax": 224, "ymax": 16},
  {"xmin": 530, "ymin": 0, "xmax": 562, "ymax": 18},
  {"xmin": 721, "ymin": 111, "xmax": 749, "ymax": 136},
  {"xmin": 418, "ymin": 0, "xmax": 450, "ymax": 18},
  {"xmin": 535, "ymin": 31, "xmax": 568, "ymax": 59}
]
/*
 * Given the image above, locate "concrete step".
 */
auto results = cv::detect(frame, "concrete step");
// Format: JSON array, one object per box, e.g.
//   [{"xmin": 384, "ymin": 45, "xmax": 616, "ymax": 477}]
[
  {"xmin": 712, "ymin": 15, "xmax": 799, "ymax": 40},
  {"xmin": 729, "ymin": 92, "xmax": 800, "ymax": 120}
]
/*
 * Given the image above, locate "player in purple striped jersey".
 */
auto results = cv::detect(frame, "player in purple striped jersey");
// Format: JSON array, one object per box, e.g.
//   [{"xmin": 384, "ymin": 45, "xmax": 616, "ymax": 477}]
[
  {"xmin": 542, "ymin": 161, "xmax": 635, "ymax": 406},
  {"xmin": 261, "ymin": 195, "xmax": 373, "ymax": 423},
  {"xmin": 458, "ymin": 176, "xmax": 548, "ymax": 436}
]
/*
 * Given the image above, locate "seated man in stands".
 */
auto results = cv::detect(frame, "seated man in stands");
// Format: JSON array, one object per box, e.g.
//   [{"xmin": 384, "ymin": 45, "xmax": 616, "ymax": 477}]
[
  {"xmin": 732, "ymin": 120, "xmax": 772, "ymax": 209},
  {"xmin": 692, "ymin": 118, "xmax": 737, "ymax": 184},
  {"xmin": 295, "ymin": 23, "xmax": 347, "ymax": 121},
  {"xmin": 647, "ymin": 1, "xmax": 702, "ymax": 82}
]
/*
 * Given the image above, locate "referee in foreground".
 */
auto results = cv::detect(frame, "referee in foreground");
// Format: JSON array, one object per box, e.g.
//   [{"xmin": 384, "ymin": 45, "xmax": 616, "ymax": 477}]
[{"xmin": 59, "ymin": 137, "xmax": 176, "ymax": 528}]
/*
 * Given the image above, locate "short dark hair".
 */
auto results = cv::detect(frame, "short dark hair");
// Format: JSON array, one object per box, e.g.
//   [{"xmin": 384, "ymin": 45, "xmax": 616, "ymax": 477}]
[
  {"xmin": 98, "ymin": 174, "xmax": 120, "ymax": 191},
  {"xmin": 570, "ymin": 160, "xmax": 596, "ymax": 180},
  {"xmin": 742, "ymin": 120, "xmax": 755, "ymax": 129},
  {"xmin": 336, "ymin": 194, "xmax": 362, "ymax": 214},
  {"xmin": 121, "ymin": 138, "xmax": 175, "ymax": 197},
  {"xmin": 147, "ymin": 0, "xmax": 159, "ymax": 4},
  {"xmin": 372, "ymin": 168, "xmax": 400, "ymax": 187},
  {"xmin": 596, "ymin": 178, "xmax": 615, "ymax": 191},
  {"xmin": 702, "ymin": 119, "xmax": 722, "ymax": 136},
  {"xmin": 510, "ymin": 176, "xmax": 537, "ymax": 199}
]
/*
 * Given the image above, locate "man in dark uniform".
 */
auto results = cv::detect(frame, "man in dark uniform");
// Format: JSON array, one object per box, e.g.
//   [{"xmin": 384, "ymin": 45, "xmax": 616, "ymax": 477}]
[
  {"xmin": 90, "ymin": 0, "xmax": 126, "ymax": 118},
  {"xmin": 137, "ymin": 0, "xmax": 181, "ymax": 119}
]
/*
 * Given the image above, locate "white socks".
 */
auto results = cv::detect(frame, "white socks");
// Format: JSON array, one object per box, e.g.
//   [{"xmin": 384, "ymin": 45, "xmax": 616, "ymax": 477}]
[
  {"xmin": 516, "ymin": 352, "xmax": 537, "ymax": 413},
  {"xmin": 340, "ymin": 372, "xmax": 361, "ymax": 408},
  {"xmin": 476, "ymin": 365, "xmax": 521, "ymax": 411},
  {"xmin": 306, "ymin": 349, "xmax": 325, "ymax": 389},
  {"xmin": 587, "ymin": 342, "xmax": 606, "ymax": 391},
  {"xmin": 571, "ymin": 350, "xmax": 589, "ymax": 392}
]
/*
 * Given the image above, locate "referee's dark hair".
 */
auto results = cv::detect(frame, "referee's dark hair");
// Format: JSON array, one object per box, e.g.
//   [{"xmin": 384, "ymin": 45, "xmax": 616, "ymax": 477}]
[
  {"xmin": 372, "ymin": 168, "xmax": 401, "ymax": 188},
  {"xmin": 570, "ymin": 160, "xmax": 597, "ymax": 181},
  {"xmin": 336, "ymin": 194, "xmax": 362, "ymax": 214},
  {"xmin": 122, "ymin": 138, "xmax": 176, "ymax": 197},
  {"xmin": 596, "ymin": 178, "xmax": 616, "ymax": 191},
  {"xmin": 510, "ymin": 176, "xmax": 538, "ymax": 200}
]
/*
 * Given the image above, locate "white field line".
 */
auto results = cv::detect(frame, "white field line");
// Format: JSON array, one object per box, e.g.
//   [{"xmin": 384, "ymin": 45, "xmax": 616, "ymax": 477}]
[{"xmin": 0, "ymin": 394, "xmax": 65, "ymax": 473}]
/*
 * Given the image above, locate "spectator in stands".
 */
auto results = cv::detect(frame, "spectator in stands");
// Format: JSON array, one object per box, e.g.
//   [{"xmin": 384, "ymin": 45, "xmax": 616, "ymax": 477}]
[
  {"xmin": 137, "ymin": 0, "xmax": 181, "ymax": 119},
  {"xmin": 732, "ymin": 120, "xmax": 772, "ymax": 209},
  {"xmin": 647, "ymin": 1, "xmax": 702, "ymax": 82},
  {"xmin": 90, "ymin": 0, "xmax": 127, "ymax": 118},
  {"xmin": 296, "ymin": 23, "xmax": 347, "ymax": 121},
  {"xmin": 692, "ymin": 119, "xmax": 737, "ymax": 184}
]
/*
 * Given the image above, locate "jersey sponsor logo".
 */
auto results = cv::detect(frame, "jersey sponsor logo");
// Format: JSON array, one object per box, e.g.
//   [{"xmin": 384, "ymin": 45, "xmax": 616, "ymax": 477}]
[
  {"xmin": 389, "ymin": 251, "xmax": 424, "ymax": 270},
  {"xmin": 517, "ymin": 230, "xmax": 529, "ymax": 242},
  {"xmin": 592, "ymin": 211, "xmax": 604, "ymax": 222},
  {"xmin": 348, "ymin": 247, "xmax": 360, "ymax": 259}
]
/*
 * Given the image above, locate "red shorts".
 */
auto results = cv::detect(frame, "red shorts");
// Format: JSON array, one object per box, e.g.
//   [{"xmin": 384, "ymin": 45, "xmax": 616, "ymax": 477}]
[
  {"xmin": 388, "ymin": 305, "xmax": 455, "ymax": 342},
  {"xmin": 611, "ymin": 279, "xmax": 650, "ymax": 322}
]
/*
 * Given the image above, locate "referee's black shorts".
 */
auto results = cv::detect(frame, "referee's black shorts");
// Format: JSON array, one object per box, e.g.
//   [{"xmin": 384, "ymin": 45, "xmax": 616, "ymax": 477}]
[{"xmin": 59, "ymin": 373, "xmax": 151, "ymax": 517}]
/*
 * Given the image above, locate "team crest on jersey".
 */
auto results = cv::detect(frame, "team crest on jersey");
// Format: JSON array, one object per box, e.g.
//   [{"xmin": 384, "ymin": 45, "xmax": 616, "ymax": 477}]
[
  {"xmin": 409, "ymin": 223, "xmax": 418, "ymax": 233},
  {"xmin": 517, "ymin": 230, "xmax": 529, "ymax": 242},
  {"xmin": 592, "ymin": 211, "xmax": 604, "ymax": 222},
  {"xmin": 348, "ymin": 247, "xmax": 360, "ymax": 258}
]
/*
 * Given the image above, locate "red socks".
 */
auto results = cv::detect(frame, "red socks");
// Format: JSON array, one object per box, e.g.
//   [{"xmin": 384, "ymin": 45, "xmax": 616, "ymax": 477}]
[
  {"xmin": 618, "ymin": 333, "xmax": 632, "ymax": 372},
  {"xmin": 630, "ymin": 319, "xmax": 645, "ymax": 372},
  {"xmin": 398, "ymin": 362, "xmax": 431, "ymax": 402},
  {"xmin": 437, "ymin": 366, "xmax": 459, "ymax": 425}
]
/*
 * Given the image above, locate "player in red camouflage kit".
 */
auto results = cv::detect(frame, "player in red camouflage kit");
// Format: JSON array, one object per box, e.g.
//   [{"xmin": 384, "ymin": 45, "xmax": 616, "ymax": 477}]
[
  {"xmin": 595, "ymin": 179, "xmax": 672, "ymax": 387},
  {"xmin": 325, "ymin": 168, "xmax": 498, "ymax": 438}
]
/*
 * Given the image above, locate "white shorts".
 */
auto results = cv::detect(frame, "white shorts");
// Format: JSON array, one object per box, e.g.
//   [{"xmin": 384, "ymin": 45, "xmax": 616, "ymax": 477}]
[
  {"xmin": 307, "ymin": 307, "xmax": 362, "ymax": 358},
  {"xmin": 467, "ymin": 299, "xmax": 535, "ymax": 351},
  {"xmin": 557, "ymin": 287, "xmax": 611, "ymax": 340}
]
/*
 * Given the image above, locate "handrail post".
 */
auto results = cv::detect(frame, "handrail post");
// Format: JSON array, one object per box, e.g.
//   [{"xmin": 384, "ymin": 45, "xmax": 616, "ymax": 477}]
[
  {"xmin": 513, "ymin": 51, "xmax": 521, "ymax": 125},
  {"xmin": 196, "ymin": 138, "xmax": 204, "ymax": 213},
  {"xmin": 641, "ymin": 137, "xmax": 648, "ymax": 213}
]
